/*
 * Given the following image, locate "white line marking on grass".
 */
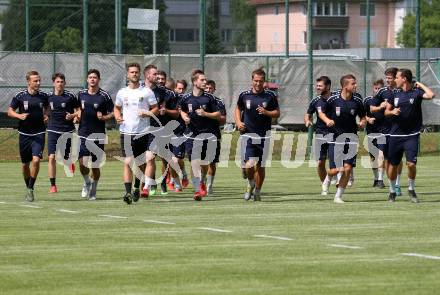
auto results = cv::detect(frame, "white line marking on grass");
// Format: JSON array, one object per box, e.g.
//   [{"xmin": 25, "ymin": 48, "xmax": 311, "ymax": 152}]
[
  {"xmin": 328, "ymin": 244, "xmax": 364, "ymax": 250},
  {"xmin": 254, "ymin": 235, "xmax": 292, "ymax": 241},
  {"xmin": 401, "ymin": 253, "xmax": 440, "ymax": 260},
  {"xmin": 20, "ymin": 204, "xmax": 42, "ymax": 209},
  {"xmin": 143, "ymin": 220, "xmax": 176, "ymax": 225},
  {"xmin": 57, "ymin": 209, "xmax": 79, "ymax": 214},
  {"xmin": 198, "ymin": 227, "xmax": 233, "ymax": 233},
  {"xmin": 0, "ymin": 201, "xmax": 6, "ymax": 204},
  {"xmin": 99, "ymin": 214, "xmax": 128, "ymax": 219}
]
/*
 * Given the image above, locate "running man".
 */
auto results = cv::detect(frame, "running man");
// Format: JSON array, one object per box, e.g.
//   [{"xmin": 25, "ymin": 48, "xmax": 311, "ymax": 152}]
[
  {"xmin": 8, "ymin": 70, "xmax": 49, "ymax": 202},
  {"xmin": 318, "ymin": 74, "xmax": 366, "ymax": 203},
  {"xmin": 235, "ymin": 69, "xmax": 280, "ymax": 201},
  {"xmin": 384, "ymin": 69, "xmax": 435, "ymax": 203},
  {"xmin": 179, "ymin": 69, "xmax": 221, "ymax": 200},
  {"xmin": 204, "ymin": 79, "xmax": 227, "ymax": 195},
  {"xmin": 114, "ymin": 63, "xmax": 158, "ymax": 204},
  {"xmin": 47, "ymin": 73, "xmax": 80, "ymax": 193},
  {"xmin": 77, "ymin": 69, "xmax": 114, "ymax": 201},
  {"xmin": 304, "ymin": 76, "xmax": 333, "ymax": 195}
]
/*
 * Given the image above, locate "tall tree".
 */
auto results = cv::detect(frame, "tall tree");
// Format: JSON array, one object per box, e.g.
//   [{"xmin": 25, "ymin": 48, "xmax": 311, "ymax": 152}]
[
  {"xmin": 397, "ymin": 0, "xmax": 440, "ymax": 48},
  {"xmin": 206, "ymin": 0, "xmax": 223, "ymax": 54},
  {"xmin": 231, "ymin": 0, "xmax": 256, "ymax": 52}
]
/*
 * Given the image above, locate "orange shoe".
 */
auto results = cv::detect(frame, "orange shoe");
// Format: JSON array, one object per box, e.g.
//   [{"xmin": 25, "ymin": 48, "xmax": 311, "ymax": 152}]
[
  {"xmin": 49, "ymin": 185, "xmax": 58, "ymax": 193},
  {"xmin": 199, "ymin": 183, "xmax": 207, "ymax": 197},
  {"xmin": 193, "ymin": 191, "xmax": 202, "ymax": 201},
  {"xmin": 167, "ymin": 182, "xmax": 175, "ymax": 190},
  {"xmin": 174, "ymin": 187, "xmax": 182, "ymax": 193},
  {"xmin": 182, "ymin": 177, "xmax": 189, "ymax": 188},
  {"xmin": 141, "ymin": 188, "xmax": 149, "ymax": 198}
]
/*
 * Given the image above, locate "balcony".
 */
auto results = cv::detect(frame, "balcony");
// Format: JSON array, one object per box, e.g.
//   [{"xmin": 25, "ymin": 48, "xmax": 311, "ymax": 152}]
[{"xmin": 312, "ymin": 16, "xmax": 349, "ymax": 29}]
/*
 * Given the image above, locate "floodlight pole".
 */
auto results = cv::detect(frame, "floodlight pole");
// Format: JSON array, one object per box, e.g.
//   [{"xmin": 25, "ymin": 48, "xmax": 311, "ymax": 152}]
[
  {"xmin": 306, "ymin": 0, "xmax": 314, "ymax": 156},
  {"xmin": 83, "ymin": 0, "xmax": 89, "ymax": 88},
  {"xmin": 25, "ymin": 0, "xmax": 30, "ymax": 51},
  {"xmin": 199, "ymin": 0, "xmax": 206, "ymax": 71}
]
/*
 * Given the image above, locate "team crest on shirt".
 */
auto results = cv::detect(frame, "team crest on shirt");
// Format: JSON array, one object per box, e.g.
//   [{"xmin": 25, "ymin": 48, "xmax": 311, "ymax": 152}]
[
  {"xmin": 201, "ymin": 104, "xmax": 207, "ymax": 110},
  {"xmin": 188, "ymin": 104, "xmax": 193, "ymax": 112},
  {"xmin": 23, "ymin": 101, "xmax": 29, "ymax": 111},
  {"xmin": 50, "ymin": 102, "xmax": 54, "ymax": 110},
  {"xmin": 139, "ymin": 96, "xmax": 144, "ymax": 102},
  {"xmin": 336, "ymin": 106, "xmax": 341, "ymax": 116},
  {"xmin": 81, "ymin": 100, "xmax": 85, "ymax": 109},
  {"xmin": 410, "ymin": 98, "xmax": 414, "ymax": 104},
  {"xmin": 93, "ymin": 103, "xmax": 98, "ymax": 109},
  {"xmin": 39, "ymin": 102, "xmax": 43, "ymax": 108},
  {"xmin": 350, "ymin": 109, "xmax": 355, "ymax": 115},
  {"xmin": 246, "ymin": 100, "xmax": 251, "ymax": 109},
  {"xmin": 262, "ymin": 102, "xmax": 268, "ymax": 108},
  {"xmin": 394, "ymin": 97, "xmax": 399, "ymax": 107},
  {"xmin": 61, "ymin": 102, "xmax": 66, "ymax": 108}
]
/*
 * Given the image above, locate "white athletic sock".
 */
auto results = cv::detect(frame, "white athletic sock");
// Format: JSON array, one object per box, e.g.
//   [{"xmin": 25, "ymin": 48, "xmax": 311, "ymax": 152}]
[
  {"xmin": 82, "ymin": 174, "xmax": 91, "ymax": 184},
  {"xmin": 207, "ymin": 175, "xmax": 214, "ymax": 187},
  {"xmin": 192, "ymin": 177, "xmax": 201, "ymax": 192},
  {"xmin": 408, "ymin": 178, "xmax": 415, "ymax": 190},
  {"xmin": 378, "ymin": 168, "xmax": 384, "ymax": 181},
  {"xmin": 248, "ymin": 179, "xmax": 255, "ymax": 188},
  {"xmin": 337, "ymin": 171, "xmax": 343, "ymax": 182},
  {"xmin": 322, "ymin": 175, "xmax": 330, "ymax": 185},
  {"xmin": 389, "ymin": 179, "xmax": 396, "ymax": 193},
  {"xmin": 372, "ymin": 168, "xmax": 378, "ymax": 180},
  {"xmin": 335, "ymin": 187, "xmax": 345, "ymax": 199},
  {"xmin": 396, "ymin": 174, "xmax": 401, "ymax": 186},
  {"xmin": 143, "ymin": 177, "xmax": 154, "ymax": 189}
]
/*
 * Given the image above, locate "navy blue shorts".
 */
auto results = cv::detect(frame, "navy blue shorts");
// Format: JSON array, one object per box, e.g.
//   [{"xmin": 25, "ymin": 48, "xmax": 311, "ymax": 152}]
[
  {"xmin": 185, "ymin": 136, "xmax": 218, "ymax": 163},
  {"xmin": 242, "ymin": 136, "xmax": 269, "ymax": 166},
  {"xmin": 328, "ymin": 141, "xmax": 358, "ymax": 169},
  {"xmin": 366, "ymin": 133, "xmax": 387, "ymax": 159},
  {"xmin": 79, "ymin": 137, "xmax": 105, "ymax": 163},
  {"xmin": 19, "ymin": 133, "xmax": 45, "ymax": 163},
  {"xmin": 48, "ymin": 131, "xmax": 73, "ymax": 158},
  {"xmin": 313, "ymin": 134, "xmax": 330, "ymax": 161},
  {"xmin": 120, "ymin": 133, "xmax": 149, "ymax": 158},
  {"xmin": 170, "ymin": 136, "xmax": 186, "ymax": 159},
  {"xmin": 388, "ymin": 134, "xmax": 419, "ymax": 166}
]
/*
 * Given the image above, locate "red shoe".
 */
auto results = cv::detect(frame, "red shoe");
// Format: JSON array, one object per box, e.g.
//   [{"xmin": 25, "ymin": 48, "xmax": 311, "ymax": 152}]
[
  {"xmin": 49, "ymin": 185, "xmax": 58, "ymax": 193},
  {"xmin": 174, "ymin": 187, "xmax": 182, "ymax": 193},
  {"xmin": 193, "ymin": 191, "xmax": 202, "ymax": 201},
  {"xmin": 69, "ymin": 163, "xmax": 75, "ymax": 174},
  {"xmin": 199, "ymin": 183, "xmax": 207, "ymax": 197},
  {"xmin": 167, "ymin": 182, "xmax": 174, "ymax": 190},
  {"xmin": 182, "ymin": 177, "xmax": 189, "ymax": 188},
  {"xmin": 141, "ymin": 188, "xmax": 149, "ymax": 198}
]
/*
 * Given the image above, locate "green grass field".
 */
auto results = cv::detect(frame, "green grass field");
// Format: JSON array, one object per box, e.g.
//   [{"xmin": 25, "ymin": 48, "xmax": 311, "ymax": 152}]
[{"xmin": 1, "ymin": 157, "xmax": 440, "ymax": 295}]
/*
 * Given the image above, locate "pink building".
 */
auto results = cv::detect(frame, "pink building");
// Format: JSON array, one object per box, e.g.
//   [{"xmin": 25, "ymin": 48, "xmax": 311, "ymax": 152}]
[{"xmin": 249, "ymin": 0, "xmax": 413, "ymax": 52}]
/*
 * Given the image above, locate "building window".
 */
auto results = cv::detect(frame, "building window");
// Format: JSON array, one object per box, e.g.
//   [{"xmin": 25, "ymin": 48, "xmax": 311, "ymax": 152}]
[
  {"xmin": 169, "ymin": 29, "xmax": 199, "ymax": 42},
  {"xmin": 303, "ymin": 31, "xmax": 307, "ymax": 44},
  {"xmin": 221, "ymin": 29, "xmax": 232, "ymax": 43},
  {"xmin": 275, "ymin": 5, "xmax": 279, "ymax": 15},
  {"xmin": 314, "ymin": 2, "xmax": 347, "ymax": 16},
  {"xmin": 169, "ymin": 29, "xmax": 175, "ymax": 42},
  {"xmin": 360, "ymin": 3, "xmax": 375, "ymax": 16},
  {"xmin": 220, "ymin": 0, "xmax": 230, "ymax": 16}
]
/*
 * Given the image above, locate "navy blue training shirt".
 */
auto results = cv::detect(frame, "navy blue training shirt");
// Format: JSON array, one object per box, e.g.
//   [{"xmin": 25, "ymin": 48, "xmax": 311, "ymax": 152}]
[
  {"xmin": 363, "ymin": 96, "xmax": 384, "ymax": 134},
  {"xmin": 179, "ymin": 92, "xmax": 219, "ymax": 137},
  {"xmin": 374, "ymin": 87, "xmax": 395, "ymax": 134},
  {"xmin": 48, "ymin": 90, "xmax": 80, "ymax": 133},
  {"xmin": 236, "ymin": 89, "xmax": 279, "ymax": 137},
  {"xmin": 389, "ymin": 88, "xmax": 425, "ymax": 136},
  {"xmin": 211, "ymin": 96, "xmax": 226, "ymax": 138},
  {"xmin": 9, "ymin": 90, "xmax": 48, "ymax": 135},
  {"xmin": 324, "ymin": 92, "xmax": 365, "ymax": 136},
  {"xmin": 152, "ymin": 85, "xmax": 177, "ymax": 127},
  {"xmin": 77, "ymin": 88, "xmax": 114, "ymax": 137},
  {"xmin": 307, "ymin": 94, "xmax": 331, "ymax": 135}
]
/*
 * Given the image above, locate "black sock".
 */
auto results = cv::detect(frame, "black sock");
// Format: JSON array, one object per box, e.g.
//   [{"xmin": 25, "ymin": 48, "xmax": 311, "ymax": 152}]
[
  {"xmin": 24, "ymin": 178, "xmax": 30, "ymax": 187},
  {"xmin": 28, "ymin": 177, "xmax": 36, "ymax": 189},
  {"xmin": 134, "ymin": 178, "xmax": 140, "ymax": 189},
  {"xmin": 124, "ymin": 182, "xmax": 132, "ymax": 194},
  {"xmin": 50, "ymin": 178, "xmax": 56, "ymax": 186}
]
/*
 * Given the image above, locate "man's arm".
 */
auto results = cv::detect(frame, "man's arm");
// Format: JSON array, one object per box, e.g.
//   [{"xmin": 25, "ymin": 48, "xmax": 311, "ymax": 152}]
[
  {"xmin": 7, "ymin": 106, "xmax": 28, "ymax": 121},
  {"xmin": 234, "ymin": 106, "xmax": 245, "ymax": 132},
  {"xmin": 114, "ymin": 105, "xmax": 123, "ymax": 123},
  {"xmin": 415, "ymin": 82, "xmax": 435, "ymax": 100},
  {"xmin": 256, "ymin": 106, "xmax": 280, "ymax": 118},
  {"xmin": 304, "ymin": 113, "xmax": 313, "ymax": 127},
  {"xmin": 384, "ymin": 102, "xmax": 400, "ymax": 117}
]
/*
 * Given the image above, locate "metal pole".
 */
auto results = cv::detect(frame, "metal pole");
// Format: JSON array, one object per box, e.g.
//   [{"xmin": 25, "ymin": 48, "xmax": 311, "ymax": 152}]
[
  {"xmin": 83, "ymin": 0, "xmax": 88, "ymax": 88},
  {"xmin": 199, "ymin": 0, "xmax": 206, "ymax": 71},
  {"xmin": 366, "ymin": 0, "xmax": 370, "ymax": 60},
  {"xmin": 167, "ymin": 53, "xmax": 171, "ymax": 77},
  {"xmin": 153, "ymin": 0, "xmax": 157, "ymax": 54},
  {"xmin": 115, "ymin": 0, "xmax": 122, "ymax": 54},
  {"xmin": 266, "ymin": 56, "xmax": 270, "ymax": 79},
  {"xmin": 363, "ymin": 58, "xmax": 367, "ymax": 98},
  {"xmin": 25, "ymin": 0, "xmax": 30, "ymax": 51},
  {"xmin": 285, "ymin": 0, "xmax": 289, "ymax": 58},
  {"xmin": 306, "ymin": 0, "xmax": 314, "ymax": 156},
  {"xmin": 52, "ymin": 52, "xmax": 56, "ymax": 74},
  {"xmin": 416, "ymin": 0, "xmax": 421, "ymax": 80}
]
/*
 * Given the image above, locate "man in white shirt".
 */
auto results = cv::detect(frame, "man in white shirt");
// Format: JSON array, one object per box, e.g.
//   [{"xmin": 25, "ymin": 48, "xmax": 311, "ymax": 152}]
[{"xmin": 114, "ymin": 63, "xmax": 158, "ymax": 204}]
